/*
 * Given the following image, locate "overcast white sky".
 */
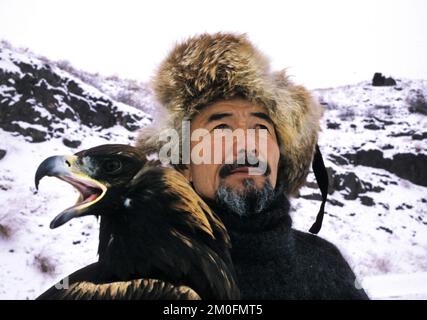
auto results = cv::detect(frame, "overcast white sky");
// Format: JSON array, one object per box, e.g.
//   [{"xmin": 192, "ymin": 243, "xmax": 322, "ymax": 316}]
[{"xmin": 0, "ymin": 0, "xmax": 426, "ymax": 89}]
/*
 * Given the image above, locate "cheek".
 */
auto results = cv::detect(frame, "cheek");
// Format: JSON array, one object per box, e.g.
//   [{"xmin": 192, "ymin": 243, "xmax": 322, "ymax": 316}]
[
  {"xmin": 266, "ymin": 139, "xmax": 281, "ymax": 185},
  {"xmin": 190, "ymin": 163, "xmax": 219, "ymax": 199}
]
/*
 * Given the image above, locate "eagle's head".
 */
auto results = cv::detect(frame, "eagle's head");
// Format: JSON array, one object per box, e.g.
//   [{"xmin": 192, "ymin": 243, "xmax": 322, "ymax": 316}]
[{"xmin": 35, "ymin": 144, "xmax": 146, "ymax": 228}]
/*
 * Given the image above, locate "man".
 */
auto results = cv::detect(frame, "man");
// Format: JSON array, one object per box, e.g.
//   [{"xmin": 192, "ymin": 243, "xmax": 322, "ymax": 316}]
[{"xmin": 137, "ymin": 32, "xmax": 369, "ymax": 299}]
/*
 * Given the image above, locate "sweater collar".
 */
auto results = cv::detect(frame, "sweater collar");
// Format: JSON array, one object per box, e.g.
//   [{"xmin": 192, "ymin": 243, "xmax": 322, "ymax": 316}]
[
  {"xmin": 203, "ymin": 193, "xmax": 294, "ymax": 261},
  {"xmin": 204, "ymin": 192, "xmax": 292, "ymax": 232}
]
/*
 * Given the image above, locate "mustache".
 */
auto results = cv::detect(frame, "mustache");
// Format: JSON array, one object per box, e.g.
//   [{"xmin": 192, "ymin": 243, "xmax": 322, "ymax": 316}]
[{"xmin": 219, "ymin": 156, "xmax": 271, "ymax": 178}]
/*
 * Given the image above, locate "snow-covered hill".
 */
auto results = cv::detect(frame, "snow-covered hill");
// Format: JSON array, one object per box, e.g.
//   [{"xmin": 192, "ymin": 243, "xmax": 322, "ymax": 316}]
[
  {"xmin": 0, "ymin": 41, "xmax": 153, "ymax": 299},
  {"xmin": 0, "ymin": 41, "xmax": 426, "ymax": 299},
  {"xmin": 292, "ymin": 79, "xmax": 427, "ymax": 298}
]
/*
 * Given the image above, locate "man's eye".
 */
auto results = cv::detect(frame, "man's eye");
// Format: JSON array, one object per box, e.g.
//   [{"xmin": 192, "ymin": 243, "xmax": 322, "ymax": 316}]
[
  {"xmin": 102, "ymin": 159, "xmax": 122, "ymax": 174},
  {"xmin": 212, "ymin": 124, "xmax": 230, "ymax": 131},
  {"xmin": 255, "ymin": 124, "xmax": 270, "ymax": 132}
]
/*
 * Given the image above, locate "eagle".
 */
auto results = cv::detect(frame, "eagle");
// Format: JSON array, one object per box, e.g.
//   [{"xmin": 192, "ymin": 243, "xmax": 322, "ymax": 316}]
[{"xmin": 34, "ymin": 144, "xmax": 240, "ymax": 300}]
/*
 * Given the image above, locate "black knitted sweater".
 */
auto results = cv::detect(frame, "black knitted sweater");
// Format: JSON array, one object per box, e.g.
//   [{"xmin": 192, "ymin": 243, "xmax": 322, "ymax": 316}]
[{"xmin": 206, "ymin": 194, "xmax": 369, "ymax": 300}]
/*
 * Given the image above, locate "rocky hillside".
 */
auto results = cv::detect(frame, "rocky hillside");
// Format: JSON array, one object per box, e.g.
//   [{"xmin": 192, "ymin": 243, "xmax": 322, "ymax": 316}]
[
  {"xmin": 0, "ymin": 40, "xmax": 426, "ymax": 299},
  {"xmin": 292, "ymin": 78, "xmax": 427, "ymax": 286},
  {"xmin": 0, "ymin": 42, "xmax": 153, "ymax": 299},
  {"xmin": 0, "ymin": 40, "xmax": 153, "ymax": 145}
]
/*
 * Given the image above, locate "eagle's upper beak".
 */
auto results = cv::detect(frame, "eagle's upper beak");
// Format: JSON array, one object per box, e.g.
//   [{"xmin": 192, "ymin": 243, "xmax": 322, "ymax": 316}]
[{"xmin": 35, "ymin": 155, "xmax": 107, "ymax": 229}]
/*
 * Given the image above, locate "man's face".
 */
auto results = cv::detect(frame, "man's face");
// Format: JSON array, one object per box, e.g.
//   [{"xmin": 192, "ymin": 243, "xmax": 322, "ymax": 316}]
[{"xmin": 184, "ymin": 99, "xmax": 281, "ymax": 204}]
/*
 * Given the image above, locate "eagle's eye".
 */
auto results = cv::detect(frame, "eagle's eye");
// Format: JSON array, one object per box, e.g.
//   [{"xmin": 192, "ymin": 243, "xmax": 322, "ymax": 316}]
[{"xmin": 101, "ymin": 159, "xmax": 122, "ymax": 174}]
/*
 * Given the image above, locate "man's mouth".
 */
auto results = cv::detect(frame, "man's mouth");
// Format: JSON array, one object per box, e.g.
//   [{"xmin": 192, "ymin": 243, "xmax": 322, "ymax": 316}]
[
  {"xmin": 229, "ymin": 166, "xmax": 250, "ymax": 175},
  {"xmin": 220, "ymin": 161, "xmax": 270, "ymax": 178}
]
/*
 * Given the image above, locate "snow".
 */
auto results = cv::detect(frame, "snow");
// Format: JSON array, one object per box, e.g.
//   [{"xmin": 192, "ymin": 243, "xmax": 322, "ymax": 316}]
[
  {"xmin": 290, "ymin": 79, "xmax": 427, "ymax": 298},
  {"xmin": 1, "ymin": 42, "xmax": 426, "ymax": 300},
  {"xmin": 362, "ymin": 273, "xmax": 427, "ymax": 299},
  {"xmin": 53, "ymin": 67, "xmax": 111, "ymax": 101},
  {"xmin": 11, "ymin": 121, "xmax": 48, "ymax": 132},
  {"xmin": 0, "ymin": 47, "xmax": 42, "ymax": 76},
  {"xmin": 314, "ymin": 79, "xmax": 427, "ymax": 158},
  {"xmin": 0, "ymin": 85, "xmax": 15, "ymax": 96},
  {"xmin": 0, "ymin": 59, "xmax": 22, "ymax": 75},
  {"xmin": 0, "ymin": 125, "xmax": 139, "ymax": 300}
]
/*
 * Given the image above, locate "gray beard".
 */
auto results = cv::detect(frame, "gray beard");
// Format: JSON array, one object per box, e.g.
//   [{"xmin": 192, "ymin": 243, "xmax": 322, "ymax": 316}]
[{"xmin": 215, "ymin": 178, "xmax": 276, "ymax": 217}]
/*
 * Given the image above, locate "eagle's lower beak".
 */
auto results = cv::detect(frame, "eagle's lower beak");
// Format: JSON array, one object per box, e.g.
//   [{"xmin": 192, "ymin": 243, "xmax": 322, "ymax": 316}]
[{"xmin": 35, "ymin": 155, "xmax": 107, "ymax": 229}]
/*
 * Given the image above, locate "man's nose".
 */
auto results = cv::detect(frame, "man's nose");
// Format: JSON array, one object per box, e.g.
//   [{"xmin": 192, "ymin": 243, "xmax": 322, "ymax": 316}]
[{"xmin": 233, "ymin": 130, "xmax": 259, "ymax": 159}]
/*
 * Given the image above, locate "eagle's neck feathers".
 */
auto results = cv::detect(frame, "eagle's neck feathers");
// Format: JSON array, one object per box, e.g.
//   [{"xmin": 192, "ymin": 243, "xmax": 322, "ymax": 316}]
[{"xmin": 96, "ymin": 167, "xmax": 239, "ymax": 299}]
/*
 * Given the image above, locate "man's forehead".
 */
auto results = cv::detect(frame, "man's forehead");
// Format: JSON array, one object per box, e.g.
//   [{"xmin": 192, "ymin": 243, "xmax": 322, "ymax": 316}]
[{"xmin": 194, "ymin": 99, "xmax": 270, "ymax": 123}]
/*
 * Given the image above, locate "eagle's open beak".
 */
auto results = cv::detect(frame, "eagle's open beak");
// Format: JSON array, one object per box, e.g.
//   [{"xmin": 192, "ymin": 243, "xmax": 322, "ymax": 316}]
[{"xmin": 35, "ymin": 155, "xmax": 107, "ymax": 229}]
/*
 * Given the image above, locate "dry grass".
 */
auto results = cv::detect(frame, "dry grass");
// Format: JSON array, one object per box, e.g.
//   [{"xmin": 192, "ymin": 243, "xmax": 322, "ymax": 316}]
[
  {"xmin": 338, "ymin": 108, "xmax": 356, "ymax": 121},
  {"xmin": 0, "ymin": 224, "xmax": 12, "ymax": 239},
  {"xmin": 373, "ymin": 257, "xmax": 392, "ymax": 274}
]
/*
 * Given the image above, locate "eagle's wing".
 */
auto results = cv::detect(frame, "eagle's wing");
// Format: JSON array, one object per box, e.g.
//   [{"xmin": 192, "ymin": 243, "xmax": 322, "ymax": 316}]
[
  {"xmin": 36, "ymin": 263, "xmax": 200, "ymax": 300},
  {"xmin": 39, "ymin": 278, "xmax": 200, "ymax": 300}
]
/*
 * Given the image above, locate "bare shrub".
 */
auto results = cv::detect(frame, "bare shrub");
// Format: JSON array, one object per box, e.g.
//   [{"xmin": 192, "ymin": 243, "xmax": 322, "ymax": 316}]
[
  {"xmin": 407, "ymin": 91, "xmax": 427, "ymax": 115},
  {"xmin": 33, "ymin": 254, "xmax": 56, "ymax": 275},
  {"xmin": 0, "ymin": 39, "xmax": 12, "ymax": 49},
  {"xmin": 374, "ymin": 257, "xmax": 391, "ymax": 273},
  {"xmin": 116, "ymin": 90, "xmax": 136, "ymax": 106},
  {"xmin": 56, "ymin": 60, "xmax": 100, "ymax": 88},
  {"xmin": 0, "ymin": 223, "xmax": 12, "ymax": 239},
  {"xmin": 338, "ymin": 108, "xmax": 356, "ymax": 121}
]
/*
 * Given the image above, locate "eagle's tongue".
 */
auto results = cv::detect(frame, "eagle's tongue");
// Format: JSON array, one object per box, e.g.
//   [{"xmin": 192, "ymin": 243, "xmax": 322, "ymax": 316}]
[{"xmin": 82, "ymin": 193, "xmax": 99, "ymax": 204}]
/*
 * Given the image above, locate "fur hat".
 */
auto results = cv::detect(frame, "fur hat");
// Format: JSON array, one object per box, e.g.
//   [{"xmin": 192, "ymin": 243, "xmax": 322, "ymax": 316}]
[{"xmin": 136, "ymin": 32, "xmax": 324, "ymax": 196}]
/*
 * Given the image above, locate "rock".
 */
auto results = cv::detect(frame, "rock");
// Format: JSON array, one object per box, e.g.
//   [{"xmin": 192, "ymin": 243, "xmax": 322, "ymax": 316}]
[
  {"xmin": 384, "ymin": 77, "xmax": 397, "ymax": 86},
  {"xmin": 328, "ymin": 154, "xmax": 349, "ymax": 166},
  {"xmin": 372, "ymin": 73, "xmax": 384, "ymax": 86},
  {"xmin": 378, "ymin": 202, "xmax": 389, "ymax": 210},
  {"xmin": 62, "ymin": 138, "xmax": 81, "ymax": 148},
  {"xmin": 364, "ymin": 123, "xmax": 383, "ymax": 130},
  {"xmin": 372, "ymin": 116, "xmax": 394, "ymax": 126},
  {"xmin": 412, "ymin": 133, "xmax": 424, "ymax": 140},
  {"xmin": 300, "ymin": 193, "xmax": 322, "ymax": 201},
  {"xmin": 328, "ymin": 199, "xmax": 344, "ymax": 207},
  {"xmin": 0, "ymin": 53, "xmax": 148, "ymax": 142},
  {"xmin": 342, "ymin": 150, "xmax": 427, "ymax": 187},
  {"xmin": 327, "ymin": 168, "xmax": 383, "ymax": 200},
  {"xmin": 372, "ymin": 72, "xmax": 396, "ymax": 86},
  {"xmin": 327, "ymin": 122, "xmax": 341, "ymax": 129},
  {"xmin": 14, "ymin": 73, "xmax": 37, "ymax": 96},
  {"xmin": 66, "ymin": 80, "xmax": 84, "ymax": 95},
  {"xmin": 0, "ymin": 149, "xmax": 6, "ymax": 160},
  {"xmin": 304, "ymin": 181, "xmax": 319, "ymax": 189},
  {"xmin": 377, "ymin": 226, "xmax": 393, "ymax": 234},
  {"xmin": 6, "ymin": 121, "xmax": 48, "ymax": 142},
  {"xmin": 32, "ymin": 79, "xmax": 59, "ymax": 107},
  {"xmin": 360, "ymin": 196, "xmax": 375, "ymax": 206},
  {"xmin": 299, "ymin": 193, "xmax": 344, "ymax": 207},
  {"xmin": 388, "ymin": 130, "xmax": 415, "ymax": 138},
  {"xmin": 396, "ymin": 203, "xmax": 413, "ymax": 210},
  {"xmin": 379, "ymin": 178, "xmax": 397, "ymax": 186},
  {"xmin": 382, "ymin": 144, "xmax": 394, "ymax": 150}
]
